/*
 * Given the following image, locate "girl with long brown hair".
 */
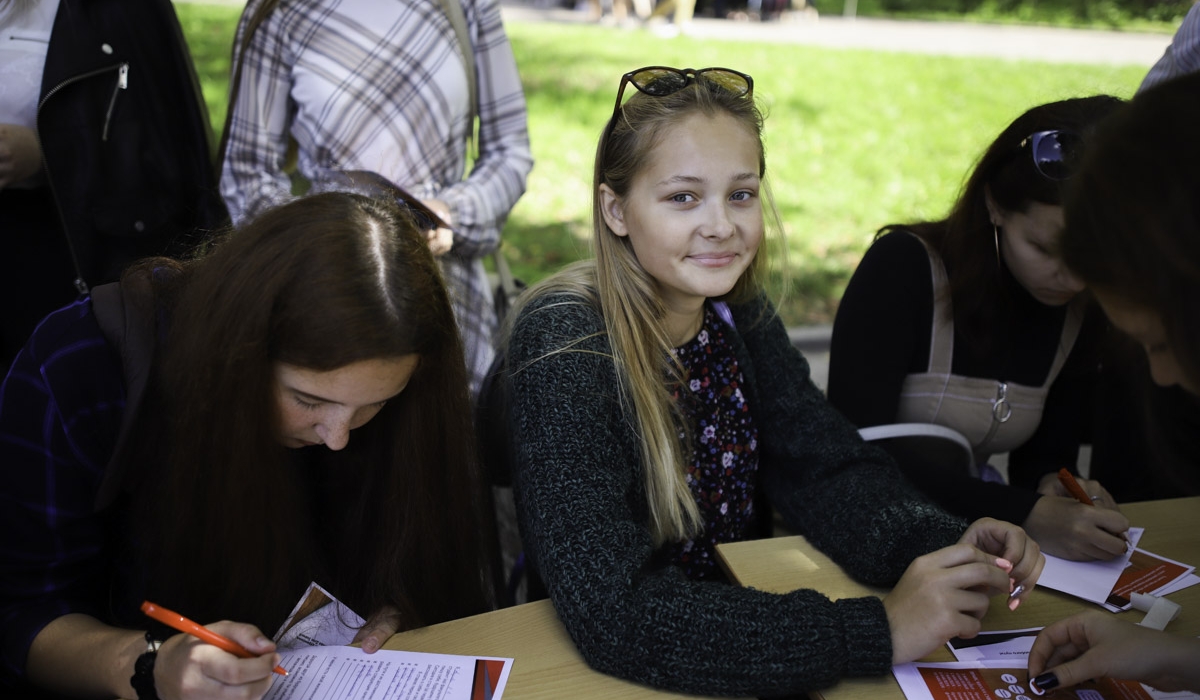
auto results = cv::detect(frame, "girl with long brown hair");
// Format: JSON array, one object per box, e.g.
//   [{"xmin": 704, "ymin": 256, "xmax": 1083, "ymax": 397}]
[{"xmin": 0, "ymin": 192, "xmax": 494, "ymax": 699}]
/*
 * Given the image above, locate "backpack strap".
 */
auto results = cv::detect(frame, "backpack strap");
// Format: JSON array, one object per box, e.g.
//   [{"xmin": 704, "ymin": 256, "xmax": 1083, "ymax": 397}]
[{"xmin": 433, "ymin": 0, "xmax": 478, "ymax": 155}]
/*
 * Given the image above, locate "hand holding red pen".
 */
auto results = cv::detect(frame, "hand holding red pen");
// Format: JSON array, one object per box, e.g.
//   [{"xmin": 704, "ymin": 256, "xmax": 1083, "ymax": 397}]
[
  {"xmin": 142, "ymin": 601, "xmax": 284, "ymax": 700},
  {"xmin": 1022, "ymin": 469, "xmax": 1131, "ymax": 561}
]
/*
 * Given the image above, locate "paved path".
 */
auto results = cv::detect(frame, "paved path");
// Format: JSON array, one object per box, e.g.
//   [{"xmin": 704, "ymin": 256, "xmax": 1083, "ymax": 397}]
[{"xmin": 500, "ymin": 3, "xmax": 1174, "ymax": 66}]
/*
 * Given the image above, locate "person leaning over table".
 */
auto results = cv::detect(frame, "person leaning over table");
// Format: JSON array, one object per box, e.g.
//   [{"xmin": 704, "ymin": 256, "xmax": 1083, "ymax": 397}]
[
  {"xmin": 826, "ymin": 96, "xmax": 1134, "ymax": 562},
  {"xmin": 1027, "ymin": 70, "xmax": 1200, "ymax": 696},
  {"xmin": 0, "ymin": 192, "xmax": 496, "ymax": 700},
  {"xmin": 491, "ymin": 64, "xmax": 1045, "ymax": 698}
]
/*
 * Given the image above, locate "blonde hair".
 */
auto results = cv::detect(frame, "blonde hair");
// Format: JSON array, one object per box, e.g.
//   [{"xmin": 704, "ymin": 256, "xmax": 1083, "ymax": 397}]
[{"xmin": 506, "ymin": 76, "xmax": 782, "ymax": 545}]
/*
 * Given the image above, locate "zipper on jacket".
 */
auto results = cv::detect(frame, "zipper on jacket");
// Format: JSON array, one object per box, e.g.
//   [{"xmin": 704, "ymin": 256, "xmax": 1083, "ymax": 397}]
[
  {"xmin": 102, "ymin": 63, "xmax": 129, "ymax": 141},
  {"xmin": 37, "ymin": 61, "xmax": 132, "ymax": 296}
]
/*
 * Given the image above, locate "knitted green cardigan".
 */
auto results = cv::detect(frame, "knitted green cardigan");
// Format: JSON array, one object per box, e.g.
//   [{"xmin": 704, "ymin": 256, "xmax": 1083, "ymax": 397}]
[{"xmin": 506, "ymin": 291, "xmax": 968, "ymax": 697}]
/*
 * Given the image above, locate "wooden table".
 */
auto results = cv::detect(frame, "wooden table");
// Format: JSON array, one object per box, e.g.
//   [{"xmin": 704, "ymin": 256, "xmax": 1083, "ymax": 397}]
[
  {"xmin": 716, "ymin": 496, "xmax": 1200, "ymax": 700},
  {"xmin": 381, "ymin": 598, "xmax": 729, "ymax": 699}
]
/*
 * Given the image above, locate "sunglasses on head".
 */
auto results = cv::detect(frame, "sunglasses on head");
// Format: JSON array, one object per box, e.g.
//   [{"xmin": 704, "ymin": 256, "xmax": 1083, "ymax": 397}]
[
  {"xmin": 608, "ymin": 66, "xmax": 754, "ymax": 128},
  {"xmin": 1020, "ymin": 129, "xmax": 1083, "ymax": 181}
]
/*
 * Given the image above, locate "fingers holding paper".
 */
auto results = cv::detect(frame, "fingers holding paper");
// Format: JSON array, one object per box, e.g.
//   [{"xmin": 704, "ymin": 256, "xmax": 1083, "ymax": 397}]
[
  {"xmin": 352, "ymin": 605, "xmax": 403, "ymax": 653},
  {"xmin": 156, "ymin": 621, "xmax": 280, "ymax": 700},
  {"xmin": 958, "ymin": 517, "xmax": 1045, "ymax": 601},
  {"xmin": 1027, "ymin": 610, "xmax": 1200, "ymax": 694},
  {"xmin": 884, "ymin": 543, "xmax": 1014, "ymax": 664}
]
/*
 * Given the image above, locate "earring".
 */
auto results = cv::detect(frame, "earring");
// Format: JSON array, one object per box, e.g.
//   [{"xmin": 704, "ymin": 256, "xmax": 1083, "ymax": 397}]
[{"xmin": 993, "ymin": 224, "xmax": 1002, "ymax": 271}]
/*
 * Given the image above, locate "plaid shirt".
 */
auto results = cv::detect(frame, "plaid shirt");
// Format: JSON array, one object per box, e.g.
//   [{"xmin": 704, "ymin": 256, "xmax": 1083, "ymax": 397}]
[
  {"xmin": 1141, "ymin": 2, "xmax": 1200, "ymax": 92},
  {"xmin": 220, "ymin": 0, "xmax": 533, "ymax": 395},
  {"xmin": 0, "ymin": 299, "xmax": 129, "ymax": 686}
]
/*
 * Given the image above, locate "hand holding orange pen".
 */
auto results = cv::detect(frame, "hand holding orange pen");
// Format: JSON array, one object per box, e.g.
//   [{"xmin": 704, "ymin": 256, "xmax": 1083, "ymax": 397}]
[
  {"xmin": 1056, "ymin": 468, "xmax": 1095, "ymax": 506},
  {"xmin": 1057, "ymin": 468, "xmax": 1131, "ymax": 546},
  {"xmin": 141, "ymin": 601, "xmax": 288, "ymax": 676}
]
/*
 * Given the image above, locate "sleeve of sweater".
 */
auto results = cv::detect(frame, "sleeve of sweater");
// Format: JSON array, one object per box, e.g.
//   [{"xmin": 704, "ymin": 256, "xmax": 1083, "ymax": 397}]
[
  {"xmin": 0, "ymin": 299, "xmax": 126, "ymax": 686},
  {"xmin": 827, "ymin": 231, "xmax": 931, "ymax": 428},
  {"xmin": 507, "ymin": 293, "xmax": 960, "ymax": 697},
  {"xmin": 729, "ymin": 298, "xmax": 967, "ymax": 586}
]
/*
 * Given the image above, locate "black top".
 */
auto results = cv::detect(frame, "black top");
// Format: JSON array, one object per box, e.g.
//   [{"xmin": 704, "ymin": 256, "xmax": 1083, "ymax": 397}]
[{"xmin": 827, "ymin": 231, "xmax": 1101, "ymax": 525}]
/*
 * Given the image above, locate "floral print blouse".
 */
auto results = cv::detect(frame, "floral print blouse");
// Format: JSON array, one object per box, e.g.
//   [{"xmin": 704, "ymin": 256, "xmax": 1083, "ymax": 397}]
[{"xmin": 665, "ymin": 303, "xmax": 760, "ymax": 579}]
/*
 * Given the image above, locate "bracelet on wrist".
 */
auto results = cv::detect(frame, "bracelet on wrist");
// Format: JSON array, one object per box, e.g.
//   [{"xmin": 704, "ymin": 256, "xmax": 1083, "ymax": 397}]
[{"xmin": 130, "ymin": 630, "xmax": 162, "ymax": 700}]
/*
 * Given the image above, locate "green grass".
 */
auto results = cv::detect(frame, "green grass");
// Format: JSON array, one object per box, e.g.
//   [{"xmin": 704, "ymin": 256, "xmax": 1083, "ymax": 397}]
[{"xmin": 175, "ymin": 3, "xmax": 1149, "ymax": 325}]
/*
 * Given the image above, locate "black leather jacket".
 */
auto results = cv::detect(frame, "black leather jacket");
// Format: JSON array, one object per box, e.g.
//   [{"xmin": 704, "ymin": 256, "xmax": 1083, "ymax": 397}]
[{"xmin": 37, "ymin": 0, "xmax": 227, "ymax": 293}]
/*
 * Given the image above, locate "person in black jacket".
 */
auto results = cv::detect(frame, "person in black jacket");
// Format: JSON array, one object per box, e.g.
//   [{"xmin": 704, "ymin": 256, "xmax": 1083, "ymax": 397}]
[
  {"xmin": 0, "ymin": 0, "xmax": 227, "ymax": 371},
  {"xmin": 827, "ymin": 96, "xmax": 1132, "ymax": 561}
]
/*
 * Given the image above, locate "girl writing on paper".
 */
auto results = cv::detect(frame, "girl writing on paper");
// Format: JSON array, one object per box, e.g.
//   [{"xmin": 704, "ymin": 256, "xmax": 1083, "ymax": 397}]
[
  {"xmin": 826, "ymin": 97, "xmax": 1133, "ymax": 561},
  {"xmin": 494, "ymin": 65, "xmax": 1044, "ymax": 697},
  {"xmin": 1028, "ymin": 70, "xmax": 1200, "ymax": 696},
  {"xmin": 0, "ymin": 192, "xmax": 495, "ymax": 700}
]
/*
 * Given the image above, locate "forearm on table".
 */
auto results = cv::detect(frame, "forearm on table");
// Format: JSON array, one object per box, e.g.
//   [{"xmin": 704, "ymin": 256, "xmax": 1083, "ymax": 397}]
[{"xmin": 26, "ymin": 613, "xmax": 145, "ymax": 699}]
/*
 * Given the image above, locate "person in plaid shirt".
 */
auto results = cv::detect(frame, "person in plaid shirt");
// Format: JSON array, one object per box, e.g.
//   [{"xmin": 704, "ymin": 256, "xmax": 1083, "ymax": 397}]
[{"xmin": 220, "ymin": 0, "xmax": 533, "ymax": 398}]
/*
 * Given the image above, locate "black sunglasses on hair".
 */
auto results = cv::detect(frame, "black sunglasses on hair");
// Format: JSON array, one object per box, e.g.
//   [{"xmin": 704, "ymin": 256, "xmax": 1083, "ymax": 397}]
[
  {"xmin": 609, "ymin": 66, "xmax": 754, "ymax": 126},
  {"xmin": 1020, "ymin": 129, "xmax": 1083, "ymax": 181},
  {"xmin": 336, "ymin": 170, "xmax": 449, "ymax": 232}
]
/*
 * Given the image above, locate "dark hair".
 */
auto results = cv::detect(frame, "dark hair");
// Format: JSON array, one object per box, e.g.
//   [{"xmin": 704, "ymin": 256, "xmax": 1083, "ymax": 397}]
[
  {"xmin": 127, "ymin": 192, "xmax": 493, "ymax": 632},
  {"xmin": 881, "ymin": 95, "xmax": 1124, "ymax": 351},
  {"xmin": 1062, "ymin": 72, "xmax": 1200, "ymax": 389}
]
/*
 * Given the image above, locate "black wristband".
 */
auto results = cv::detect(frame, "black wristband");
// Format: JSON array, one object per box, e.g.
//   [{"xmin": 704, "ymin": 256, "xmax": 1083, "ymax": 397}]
[{"xmin": 130, "ymin": 631, "xmax": 162, "ymax": 700}]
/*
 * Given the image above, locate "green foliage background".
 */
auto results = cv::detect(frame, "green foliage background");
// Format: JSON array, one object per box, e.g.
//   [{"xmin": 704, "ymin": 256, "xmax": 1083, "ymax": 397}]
[{"xmin": 178, "ymin": 1, "xmax": 1161, "ymax": 325}]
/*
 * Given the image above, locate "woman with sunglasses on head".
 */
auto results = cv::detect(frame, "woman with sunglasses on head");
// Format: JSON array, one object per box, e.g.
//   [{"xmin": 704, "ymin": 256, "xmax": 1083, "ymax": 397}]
[
  {"xmin": 1025, "ymin": 71, "xmax": 1200, "ymax": 696},
  {"xmin": 0, "ymin": 192, "xmax": 495, "ymax": 700},
  {"xmin": 494, "ymin": 66, "xmax": 1043, "ymax": 697},
  {"xmin": 827, "ymin": 96, "xmax": 1132, "ymax": 562}
]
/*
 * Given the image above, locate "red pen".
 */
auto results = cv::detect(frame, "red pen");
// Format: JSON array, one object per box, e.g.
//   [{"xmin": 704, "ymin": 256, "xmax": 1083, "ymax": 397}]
[
  {"xmin": 1057, "ymin": 468, "xmax": 1131, "ymax": 546},
  {"xmin": 141, "ymin": 601, "xmax": 288, "ymax": 676},
  {"xmin": 1057, "ymin": 468, "xmax": 1094, "ymax": 506}
]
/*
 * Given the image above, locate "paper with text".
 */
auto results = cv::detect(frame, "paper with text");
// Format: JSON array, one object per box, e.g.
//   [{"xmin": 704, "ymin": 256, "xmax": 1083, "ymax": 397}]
[
  {"xmin": 943, "ymin": 630, "xmax": 1199, "ymax": 700},
  {"xmin": 265, "ymin": 645, "xmax": 512, "ymax": 700},
  {"xmin": 895, "ymin": 661, "xmax": 1156, "ymax": 700},
  {"xmin": 1101, "ymin": 549, "xmax": 1195, "ymax": 612}
]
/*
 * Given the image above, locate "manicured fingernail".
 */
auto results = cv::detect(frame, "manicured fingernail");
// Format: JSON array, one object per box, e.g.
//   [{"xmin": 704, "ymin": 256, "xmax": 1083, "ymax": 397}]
[
  {"xmin": 1031, "ymin": 673, "xmax": 1059, "ymax": 692},
  {"xmin": 996, "ymin": 558, "xmax": 1013, "ymax": 571},
  {"xmin": 1008, "ymin": 595, "xmax": 1021, "ymax": 611}
]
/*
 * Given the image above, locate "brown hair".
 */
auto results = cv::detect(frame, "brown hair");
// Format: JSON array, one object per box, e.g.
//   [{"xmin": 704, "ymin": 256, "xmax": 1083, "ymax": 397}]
[
  {"xmin": 127, "ymin": 192, "xmax": 493, "ymax": 632},
  {"xmin": 1062, "ymin": 74, "xmax": 1200, "ymax": 389},
  {"xmin": 881, "ymin": 95, "xmax": 1123, "ymax": 352}
]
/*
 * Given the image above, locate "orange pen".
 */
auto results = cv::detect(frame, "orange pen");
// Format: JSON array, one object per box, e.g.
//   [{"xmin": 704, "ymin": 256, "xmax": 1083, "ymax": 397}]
[
  {"xmin": 1057, "ymin": 468, "xmax": 1094, "ymax": 506},
  {"xmin": 1057, "ymin": 468, "xmax": 1131, "ymax": 546},
  {"xmin": 141, "ymin": 601, "xmax": 288, "ymax": 676}
]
